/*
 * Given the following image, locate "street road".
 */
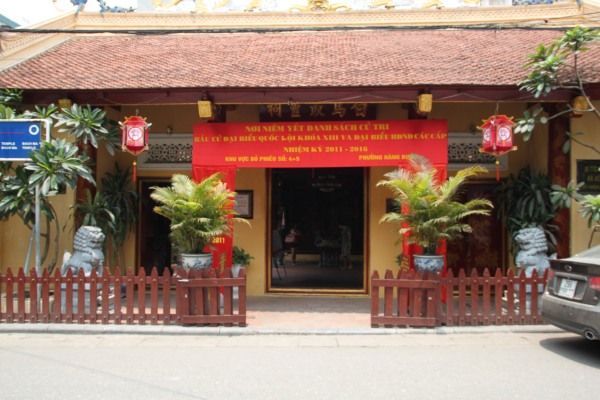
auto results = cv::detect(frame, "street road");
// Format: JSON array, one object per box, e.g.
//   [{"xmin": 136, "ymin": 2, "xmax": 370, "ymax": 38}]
[{"xmin": 0, "ymin": 331, "xmax": 598, "ymax": 399}]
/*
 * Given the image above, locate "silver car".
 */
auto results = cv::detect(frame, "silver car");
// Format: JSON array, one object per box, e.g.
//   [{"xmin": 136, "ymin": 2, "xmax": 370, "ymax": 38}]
[{"xmin": 541, "ymin": 245, "xmax": 600, "ymax": 341}]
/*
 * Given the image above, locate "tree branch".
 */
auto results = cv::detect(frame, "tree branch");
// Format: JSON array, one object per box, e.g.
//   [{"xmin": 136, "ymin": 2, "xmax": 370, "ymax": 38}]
[{"xmin": 570, "ymin": 134, "xmax": 600, "ymax": 155}]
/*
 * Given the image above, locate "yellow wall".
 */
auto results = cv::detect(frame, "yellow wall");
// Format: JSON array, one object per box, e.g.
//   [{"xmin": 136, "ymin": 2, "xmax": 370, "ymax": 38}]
[
  {"xmin": 233, "ymin": 168, "xmax": 266, "ymax": 295},
  {"xmin": 570, "ymin": 101, "xmax": 600, "ymax": 254},
  {"xmin": 226, "ymin": 105, "xmax": 265, "ymax": 294}
]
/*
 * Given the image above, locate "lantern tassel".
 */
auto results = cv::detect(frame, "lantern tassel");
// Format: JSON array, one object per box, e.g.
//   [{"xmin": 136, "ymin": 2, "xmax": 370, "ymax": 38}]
[
  {"xmin": 495, "ymin": 159, "xmax": 500, "ymax": 181},
  {"xmin": 132, "ymin": 160, "xmax": 137, "ymax": 184}
]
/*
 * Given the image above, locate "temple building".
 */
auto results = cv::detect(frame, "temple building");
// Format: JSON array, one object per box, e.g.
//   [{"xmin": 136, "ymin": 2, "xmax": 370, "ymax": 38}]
[{"xmin": 0, "ymin": 0, "xmax": 599, "ymax": 296}]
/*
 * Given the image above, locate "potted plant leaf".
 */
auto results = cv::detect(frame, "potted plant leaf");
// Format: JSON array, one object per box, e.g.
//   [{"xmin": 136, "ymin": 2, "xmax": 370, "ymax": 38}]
[
  {"xmin": 377, "ymin": 154, "xmax": 493, "ymax": 272},
  {"xmin": 496, "ymin": 166, "xmax": 561, "ymax": 257},
  {"xmin": 232, "ymin": 246, "xmax": 253, "ymax": 278},
  {"xmin": 150, "ymin": 173, "xmax": 248, "ymax": 270}
]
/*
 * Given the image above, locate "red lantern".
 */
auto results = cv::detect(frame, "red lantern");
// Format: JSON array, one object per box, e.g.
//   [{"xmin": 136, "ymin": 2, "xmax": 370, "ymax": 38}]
[
  {"xmin": 120, "ymin": 115, "xmax": 150, "ymax": 156},
  {"xmin": 479, "ymin": 115, "xmax": 517, "ymax": 180}
]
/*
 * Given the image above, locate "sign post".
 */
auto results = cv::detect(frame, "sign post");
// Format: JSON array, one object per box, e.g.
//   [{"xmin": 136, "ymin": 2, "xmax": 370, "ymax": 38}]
[{"xmin": 0, "ymin": 119, "xmax": 50, "ymax": 274}]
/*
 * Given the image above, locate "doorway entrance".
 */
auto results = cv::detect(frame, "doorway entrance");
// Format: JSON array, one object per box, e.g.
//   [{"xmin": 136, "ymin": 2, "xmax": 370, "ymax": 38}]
[
  {"xmin": 138, "ymin": 179, "xmax": 173, "ymax": 275},
  {"xmin": 269, "ymin": 168, "xmax": 366, "ymax": 292}
]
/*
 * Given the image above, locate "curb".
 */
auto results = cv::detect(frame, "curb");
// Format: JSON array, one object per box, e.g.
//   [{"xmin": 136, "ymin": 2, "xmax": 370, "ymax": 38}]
[{"xmin": 0, "ymin": 323, "xmax": 563, "ymax": 336}]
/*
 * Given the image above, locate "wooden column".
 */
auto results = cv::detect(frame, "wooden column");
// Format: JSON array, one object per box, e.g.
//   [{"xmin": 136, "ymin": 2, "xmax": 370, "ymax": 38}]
[{"xmin": 547, "ymin": 105, "xmax": 570, "ymax": 258}]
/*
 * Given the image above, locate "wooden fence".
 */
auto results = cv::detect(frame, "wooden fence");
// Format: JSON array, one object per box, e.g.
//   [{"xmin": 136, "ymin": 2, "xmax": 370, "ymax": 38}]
[
  {"xmin": 175, "ymin": 267, "xmax": 246, "ymax": 326},
  {"xmin": 0, "ymin": 267, "xmax": 246, "ymax": 326},
  {"xmin": 371, "ymin": 269, "xmax": 548, "ymax": 328}
]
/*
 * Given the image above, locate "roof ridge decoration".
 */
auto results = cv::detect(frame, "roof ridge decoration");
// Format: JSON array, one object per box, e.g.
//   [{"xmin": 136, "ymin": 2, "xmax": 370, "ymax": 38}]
[
  {"xmin": 150, "ymin": 0, "xmax": 574, "ymax": 13},
  {"xmin": 74, "ymin": 3, "xmax": 590, "ymax": 30}
]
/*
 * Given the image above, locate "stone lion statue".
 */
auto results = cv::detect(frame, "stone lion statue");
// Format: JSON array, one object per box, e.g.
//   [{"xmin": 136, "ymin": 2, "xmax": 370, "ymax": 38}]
[
  {"xmin": 61, "ymin": 226, "xmax": 105, "ymax": 277},
  {"xmin": 514, "ymin": 227, "xmax": 552, "ymax": 274}
]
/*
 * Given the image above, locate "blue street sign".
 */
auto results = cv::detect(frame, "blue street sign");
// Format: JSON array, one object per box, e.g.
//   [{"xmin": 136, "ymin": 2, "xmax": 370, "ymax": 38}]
[{"xmin": 0, "ymin": 120, "xmax": 49, "ymax": 161}]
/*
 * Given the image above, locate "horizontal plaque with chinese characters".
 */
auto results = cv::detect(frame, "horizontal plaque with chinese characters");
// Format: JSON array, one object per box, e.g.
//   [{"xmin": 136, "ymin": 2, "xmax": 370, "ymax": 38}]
[{"xmin": 260, "ymin": 103, "xmax": 376, "ymax": 122}]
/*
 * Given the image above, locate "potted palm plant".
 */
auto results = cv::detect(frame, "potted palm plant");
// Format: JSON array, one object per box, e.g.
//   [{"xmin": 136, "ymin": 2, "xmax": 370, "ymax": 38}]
[
  {"xmin": 378, "ymin": 155, "xmax": 493, "ymax": 272},
  {"xmin": 150, "ymin": 173, "xmax": 247, "ymax": 270}
]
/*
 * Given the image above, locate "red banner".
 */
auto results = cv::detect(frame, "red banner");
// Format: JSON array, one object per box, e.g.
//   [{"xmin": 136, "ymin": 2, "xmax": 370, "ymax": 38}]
[
  {"xmin": 193, "ymin": 120, "xmax": 448, "ymax": 168},
  {"xmin": 192, "ymin": 165, "xmax": 236, "ymax": 270}
]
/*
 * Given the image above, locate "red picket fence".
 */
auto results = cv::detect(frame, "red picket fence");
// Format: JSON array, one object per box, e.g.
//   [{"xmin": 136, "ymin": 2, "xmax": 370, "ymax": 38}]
[
  {"xmin": 371, "ymin": 268, "xmax": 548, "ymax": 328},
  {"xmin": 0, "ymin": 267, "xmax": 246, "ymax": 326},
  {"xmin": 175, "ymin": 267, "xmax": 247, "ymax": 326}
]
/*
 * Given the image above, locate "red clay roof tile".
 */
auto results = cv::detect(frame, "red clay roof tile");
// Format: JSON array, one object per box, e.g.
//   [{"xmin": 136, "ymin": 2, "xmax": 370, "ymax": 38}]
[{"xmin": 1, "ymin": 29, "xmax": 599, "ymax": 90}]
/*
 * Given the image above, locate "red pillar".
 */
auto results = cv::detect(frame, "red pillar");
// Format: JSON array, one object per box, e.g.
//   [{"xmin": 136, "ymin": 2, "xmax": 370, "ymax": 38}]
[
  {"xmin": 192, "ymin": 165, "xmax": 237, "ymax": 270},
  {"xmin": 547, "ymin": 105, "xmax": 570, "ymax": 258}
]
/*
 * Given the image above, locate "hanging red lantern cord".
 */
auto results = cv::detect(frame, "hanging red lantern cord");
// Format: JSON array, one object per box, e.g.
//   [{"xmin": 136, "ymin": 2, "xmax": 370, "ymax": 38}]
[
  {"xmin": 120, "ymin": 115, "xmax": 151, "ymax": 184},
  {"xmin": 479, "ymin": 115, "xmax": 518, "ymax": 181}
]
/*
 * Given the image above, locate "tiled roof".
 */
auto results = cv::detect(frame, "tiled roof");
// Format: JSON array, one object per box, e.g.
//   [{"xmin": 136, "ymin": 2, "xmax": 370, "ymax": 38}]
[{"xmin": 1, "ymin": 29, "xmax": 599, "ymax": 90}]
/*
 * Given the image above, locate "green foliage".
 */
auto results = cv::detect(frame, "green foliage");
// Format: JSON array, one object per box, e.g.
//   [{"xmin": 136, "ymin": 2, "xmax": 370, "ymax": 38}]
[
  {"xmin": 22, "ymin": 104, "xmax": 59, "ymax": 120},
  {"xmin": 516, "ymin": 27, "xmax": 600, "ymax": 149},
  {"xmin": 550, "ymin": 180, "xmax": 584, "ymax": 209},
  {"xmin": 71, "ymin": 189, "xmax": 115, "ymax": 231},
  {"xmin": 53, "ymin": 104, "xmax": 109, "ymax": 148},
  {"xmin": 0, "ymin": 164, "xmax": 54, "ymax": 226},
  {"xmin": 25, "ymin": 139, "xmax": 94, "ymax": 196},
  {"xmin": 0, "ymin": 104, "xmax": 17, "ymax": 119},
  {"xmin": 496, "ymin": 167, "xmax": 561, "ymax": 253},
  {"xmin": 232, "ymin": 246, "xmax": 253, "ymax": 266},
  {"xmin": 580, "ymin": 195, "xmax": 600, "ymax": 228},
  {"xmin": 520, "ymin": 27, "xmax": 599, "ymax": 99},
  {"xmin": 377, "ymin": 155, "xmax": 493, "ymax": 255},
  {"xmin": 151, "ymin": 173, "xmax": 249, "ymax": 254},
  {"xmin": 0, "ymin": 89, "xmax": 23, "ymax": 104},
  {"xmin": 100, "ymin": 163, "xmax": 138, "ymax": 263},
  {"xmin": 514, "ymin": 106, "xmax": 543, "ymax": 142}
]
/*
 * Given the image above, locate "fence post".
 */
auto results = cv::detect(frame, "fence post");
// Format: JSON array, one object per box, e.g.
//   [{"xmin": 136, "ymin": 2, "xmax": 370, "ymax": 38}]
[
  {"xmin": 149, "ymin": 267, "xmax": 159, "ymax": 325},
  {"xmin": 506, "ymin": 269, "xmax": 515, "ymax": 324},
  {"xmin": 126, "ymin": 269, "xmax": 135, "ymax": 324},
  {"xmin": 162, "ymin": 268, "xmax": 172, "ymax": 324},
  {"xmin": 370, "ymin": 271, "xmax": 379, "ymax": 327},
  {"xmin": 114, "ymin": 268, "xmax": 122, "ymax": 324},
  {"xmin": 5, "ymin": 269, "xmax": 14, "ymax": 323},
  {"xmin": 89, "ymin": 269, "xmax": 98, "ymax": 324},
  {"xmin": 76, "ymin": 269, "xmax": 85, "ymax": 324},
  {"xmin": 52, "ymin": 269, "xmax": 61, "ymax": 323},
  {"xmin": 457, "ymin": 269, "xmax": 466, "ymax": 326},
  {"xmin": 397, "ymin": 270, "xmax": 409, "ymax": 318},
  {"xmin": 175, "ymin": 269, "xmax": 189, "ymax": 325},
  {"xmin": 530, "ymin": 270, "xmax": 539, "ymax": 324},
  {"xmin": 101, "ymin": 268, "xmax": 110, "ymax": 324},
  {"xmin": 412, "ymin": 271, "xmax": 423, "ymax": 320},
  {"xmin": 207, "ymin": 269, "xmax": 219, "ymax": 322},
  {"xmin": 425, "ymin": 272, "xmax": 438, "ymax": 325},
  {"xmin": 482, "ymin": 268, "xmax": 491, "ymax": 326},
  {"xmin": 17, "ymin": 268, "xmax": 25, "ymax": 323},
  {"xmin": 41, "ymin": 269, "xmax": 50, "ymax": 323},
  {"xmin": 384, "ymin": 270, "xmax": 394, "ymax": 327},
  {"xmin": 470, "ymin": 269, "xmax": 479, "ymax": 326},
  {"xmin": 444, "ymin": 270, "xmax": 454, "ymax": 326},
  {"xmin": 137, "ymin": 268, "xmax": 146, "ymax": 324},
  {"xmin": 494, "ymin": 269, "xmax": 503, "ymax": 325},
  {"xmin": 29, "ymin": 269, "xmax": 38, "ymax": 323},
  {"xmin": 221, "ymin": 269, "xmax": 233, "ymax": 327},
  {"xmin": 238, "ymin": 268, "xmax": 247, "ymax": 327}
]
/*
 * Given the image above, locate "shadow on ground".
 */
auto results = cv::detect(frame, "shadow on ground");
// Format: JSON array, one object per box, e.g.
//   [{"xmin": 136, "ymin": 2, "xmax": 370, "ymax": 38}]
[{"xmin": 540, "ymin": 336, "xmax": 600, "ymax": 369}]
